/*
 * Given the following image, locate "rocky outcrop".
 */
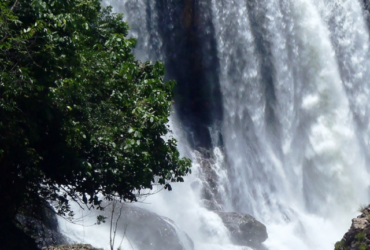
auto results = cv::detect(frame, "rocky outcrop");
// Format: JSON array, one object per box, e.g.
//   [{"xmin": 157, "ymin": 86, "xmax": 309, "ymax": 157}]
[
  {"xmin": 16, "ymin": 203, "xmax": 66, "ymax": 249},
  {"xmin": 155, "ymin": 0, "xmax": 224, "ymax": 150},
  {"xmin": 194, "ymin": 149, "xmax": 268, "ymax": 250},
  {"xmin": 41, "ymin": 244, "xmax": 102, "ymax": 250},
  {"xmin": 334, "ymin": 205, "xmax": 370, "ymax": 250},
  {"xmin": 197, "ymin": 149, "xmax": 224, "ymax": 212},
  {"xmin": 215, "ymin": 211, "xmax": 268, "ymax": 249},
  {"xmin": 113, "ymin": 204, "xmax": 194, "ymax": 250}
]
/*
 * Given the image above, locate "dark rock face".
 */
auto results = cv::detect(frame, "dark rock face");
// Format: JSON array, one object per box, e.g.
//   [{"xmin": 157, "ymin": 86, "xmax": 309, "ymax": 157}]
[
  {"xmin": 0, "ymin": 219, "xmax": 40, "ymax": 250},
  {"xmin": 155, "ymin": 0, "xmax": 223, "ymax": 150},
  {"xmin": 17, "ymin": 214, "xmax": 66, "ymax": 248},
  {"xmin": 16, "ymin": 203, "xmax": 66, "ymax": 249},
  {"xmin": 115, "ymin": 205, "xmax": 194, "ymax": 250},
  {"xmin": 335, "ymin": 205, "xmax": 370, "ymax": 250},
  {"xmin": 215, "ymin": 211, "xmax": 268, "ymax": 249},
  {"xmin": 363, "ymin": 0, "xmax": 370, "ymax": 30}
]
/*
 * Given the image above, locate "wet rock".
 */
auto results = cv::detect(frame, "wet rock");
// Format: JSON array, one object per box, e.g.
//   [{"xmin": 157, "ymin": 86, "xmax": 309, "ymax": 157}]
[
  {"xmin": 363, "ymin": 0, "xmax": 370, "ymax": 30},
  {"xmin": 41, "ymin": 244, "xmax": 102, "ymax": 250},
  {"xmin": 197, "ymin": 150, "xmax": 225, "ymax": 211},
  {"xmin": 16, "ymin": 203, "xmax": 66, "ymax": 248},
  {"xmin": 115, "ymin": 205, "xmax": 194, "ymax": 250},
  {"xmin": 195, "ymin": 147, "xmax": 268, "ymax": 250},
  {"xmin": 334, "ymin": 205, "xmax": 370, "ymax": 250},
  {"xmin": 200, "ymin": 199, "xmax": 223, "ymax": 211},
  {"xmin": 215, "ymin": 211, "xmax": 268, "ymax": 249}
]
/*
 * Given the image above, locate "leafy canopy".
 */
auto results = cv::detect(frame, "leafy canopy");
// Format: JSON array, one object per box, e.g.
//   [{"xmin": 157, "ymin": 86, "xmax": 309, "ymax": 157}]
[{"xmin": 0, "ymin": 0, "xmax": 191, "ymax": 221}]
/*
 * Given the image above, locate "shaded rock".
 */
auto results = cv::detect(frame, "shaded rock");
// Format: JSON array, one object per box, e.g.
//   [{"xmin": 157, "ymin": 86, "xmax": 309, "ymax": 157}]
[
  {"xmin": 215, "ymin": 211, "xmax": 268, "ymax": 249},
  {"xmin": 41, "ymin": 244, "xmax": 102, "ymax": 250},
  {"xmin": 113, "ymin": 204, "xmax": 194, "ymax": 250},
  {"xmin": 363, "ymin": 0, "xmax": 370, "ymax": 31},
  {"xmin": 334, "ymin": 205, "xmax": 370, "ymax": 250},
  {"xmin": 16, "ymin": 203, "xmax": 66, "ymax": 248},
  {"xmin": 0, "ymin": 219, "xmax": 39, "ymax": 250}
]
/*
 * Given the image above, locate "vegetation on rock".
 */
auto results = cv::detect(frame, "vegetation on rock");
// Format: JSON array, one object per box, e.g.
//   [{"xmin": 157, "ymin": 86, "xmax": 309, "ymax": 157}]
[
  {"xmin": 0, "ymin": 0, "xmax": 191, "ymax": 247},
  {"xmin": 334, "ymin": 205, "xmax": 370, "ymax": 250}
]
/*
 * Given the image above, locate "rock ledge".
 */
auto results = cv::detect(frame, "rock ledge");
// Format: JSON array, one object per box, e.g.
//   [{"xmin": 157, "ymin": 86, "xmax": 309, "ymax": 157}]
[
  {"xmin": 42, "ymin": 244, "xmax": 103, "ymax": 250},
  {"xmin": 215, "ymin": 211, "xmax": 268, "ymax": 249},
  {"xmin": 335, "ymin": 205, "xmax": 370, "ymax": 250}
]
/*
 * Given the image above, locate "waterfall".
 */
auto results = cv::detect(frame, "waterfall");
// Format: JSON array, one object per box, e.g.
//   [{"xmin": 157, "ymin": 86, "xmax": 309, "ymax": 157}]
[{"xmin": 60, "ymin": 0, "xmax": 370, "ymax": 249}]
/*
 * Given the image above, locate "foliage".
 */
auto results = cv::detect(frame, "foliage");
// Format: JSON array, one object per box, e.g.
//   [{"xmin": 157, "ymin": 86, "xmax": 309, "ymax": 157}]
[
  {"xmin": 0, "ymin": 0, "xmax": 191, "ymax": 227},
  {"xmin": 334, "ymin": 240, "xmax": 345, "ymax": 250},
  {"xmin": 359, "ymin": 244, "xmax": 367, "ymax": 250},
  {"xmin": 356, "ymin": 232, "xmax": 366, "ymax": 242}
]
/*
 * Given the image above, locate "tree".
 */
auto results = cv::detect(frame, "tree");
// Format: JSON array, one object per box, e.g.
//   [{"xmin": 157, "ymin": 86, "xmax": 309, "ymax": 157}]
[{"xmin": 0, "ymin": 0, "xmax": 191, "ymax": 246}]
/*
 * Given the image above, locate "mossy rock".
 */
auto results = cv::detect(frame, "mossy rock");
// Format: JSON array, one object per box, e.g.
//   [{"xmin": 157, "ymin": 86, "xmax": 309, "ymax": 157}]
[
  {"xmin": 359, "ymin": 244, "xmax": 367, "ymax": 250},
  {"xmin": 356, "ymin": 232, "xmax": 366, "ymax": 242},
  {"xmin": 334, "ymin": 240, "xmax": 345, "ymax": 250}
]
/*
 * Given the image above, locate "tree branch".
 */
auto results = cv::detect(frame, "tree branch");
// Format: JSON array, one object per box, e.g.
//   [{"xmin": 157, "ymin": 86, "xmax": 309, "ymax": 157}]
[{"xmin": 10, "ymin": 0, "xmax": 19, "ymax": 11}]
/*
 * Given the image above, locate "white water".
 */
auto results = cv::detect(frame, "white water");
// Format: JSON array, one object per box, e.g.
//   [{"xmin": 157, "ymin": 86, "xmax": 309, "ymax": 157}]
[{"xmin": 60, "ymin": 0, "xmax": 370, "ymax": 249}]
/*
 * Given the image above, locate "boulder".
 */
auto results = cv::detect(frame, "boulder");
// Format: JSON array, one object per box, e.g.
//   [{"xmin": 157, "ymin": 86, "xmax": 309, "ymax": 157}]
[
  {"xmin": 335, "ymin": 205, "xmax": 370, "ymax": 250},
  {"xmin": 16, "ymin": 202, "xmax": 66, "ymax": 248},
  {"xmin": 215, "ymin": 211, "xmax": 268, "ymax": 249},
  {"xmin": 113, "ymin": 204, "xmax": 194, "ymax": 250},
  {"xmin": 195, "ymin": 148, "xmax": 268, "ymax": 249}
]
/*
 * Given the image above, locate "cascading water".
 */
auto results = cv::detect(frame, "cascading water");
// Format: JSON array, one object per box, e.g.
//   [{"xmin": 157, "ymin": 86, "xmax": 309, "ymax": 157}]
[{"xmin": 59, "ymin": 0, "xmax": 370, "ymax": 249}]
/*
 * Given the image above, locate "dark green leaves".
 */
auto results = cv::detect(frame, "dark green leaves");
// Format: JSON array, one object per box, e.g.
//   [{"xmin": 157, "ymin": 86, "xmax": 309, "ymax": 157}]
[{"xmin": 0, "ymin": 0, "xmax": 191, "ymax": 225}]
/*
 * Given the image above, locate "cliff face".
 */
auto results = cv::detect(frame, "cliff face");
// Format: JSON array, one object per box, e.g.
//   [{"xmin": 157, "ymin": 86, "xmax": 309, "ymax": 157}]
[
  {"xmin": 154, "ymin": 0, "xmax": 223, "ymax": 150},
  {"xmin": 363, "ymin": 0, "xmax": 370, "ymax": 27},
  {"xmin": 335, "ymin": 205, "xmax": 370, "ymax": 250}
]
